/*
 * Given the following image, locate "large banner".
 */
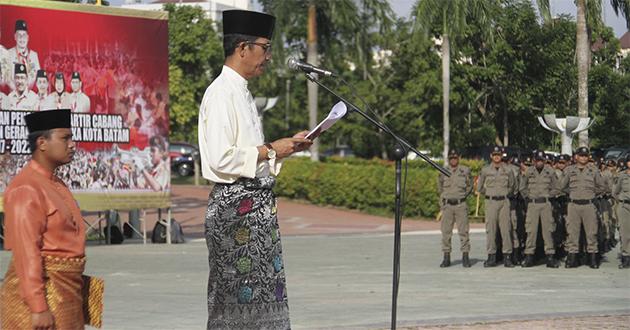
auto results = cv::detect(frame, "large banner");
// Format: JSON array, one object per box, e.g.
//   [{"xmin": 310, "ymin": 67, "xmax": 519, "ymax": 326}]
[{"xmin": 0, "ymin": 0, "xmax": 170, "ymax": 211}]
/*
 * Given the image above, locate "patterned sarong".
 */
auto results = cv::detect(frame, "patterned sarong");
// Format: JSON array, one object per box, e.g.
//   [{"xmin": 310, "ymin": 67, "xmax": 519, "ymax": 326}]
[
  {"xmin": 0, "ymin": 255, "xmax": 86, "ymax": 330},
  {"xmin": 205, "ymin": 176, "xmax": 290, "ymax": 329}
]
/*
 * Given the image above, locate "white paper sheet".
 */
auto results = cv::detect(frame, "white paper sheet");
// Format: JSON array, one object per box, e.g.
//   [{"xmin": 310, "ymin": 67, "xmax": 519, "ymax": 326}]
[{"xmin": 305, "ymin": 101, "xmax": 348, "ymax": 140}]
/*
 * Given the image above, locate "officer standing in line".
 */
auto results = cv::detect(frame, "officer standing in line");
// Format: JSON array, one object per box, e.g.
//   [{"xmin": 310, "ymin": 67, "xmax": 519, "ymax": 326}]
[
  {"xmin": 504, "ymin": 152, "xmax": 524, "ymax": 264},
  {"xmin": 519, "ymin": 150, "xmax": 560, "ymax": 267},
  {"xmin": 601, "ymin": 159, "xmax": 618, "ymax": 250},
  {"xmin": 614, "ymin": 156, "xmax": 630, "ymax": 269},
  {"xmin": 437, "ymin": 149, "xmax": 473, "ymax": 268},
  {"xmin": 559, "ymin": 147, "xmax": 609, "ymax": 268},
  {"xmin": 478, "ymin": 146, "xmax": 516, "ymax": 267},
  {"xmin": 552, "ymin": 154, "xmax": 571, "ymax": 255}
]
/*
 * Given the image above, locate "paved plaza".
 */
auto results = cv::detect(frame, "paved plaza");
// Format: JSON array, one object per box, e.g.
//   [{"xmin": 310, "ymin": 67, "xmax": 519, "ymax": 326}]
[{"xmin": 1, "ymin": 185, "xmax": 629, "ymax": 329}]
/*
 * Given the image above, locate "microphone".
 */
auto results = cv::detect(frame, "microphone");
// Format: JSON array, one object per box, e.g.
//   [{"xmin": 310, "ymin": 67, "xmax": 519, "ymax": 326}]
[{"xmin": 287, "ymin": 57, "xmax": 336, "ymax": 77}]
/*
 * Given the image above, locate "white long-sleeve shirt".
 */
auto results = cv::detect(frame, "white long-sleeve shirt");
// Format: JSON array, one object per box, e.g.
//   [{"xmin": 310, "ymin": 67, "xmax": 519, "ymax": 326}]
[{"xmin": 198, "ymin": 65, "xmax": 281, "ymax": 183}]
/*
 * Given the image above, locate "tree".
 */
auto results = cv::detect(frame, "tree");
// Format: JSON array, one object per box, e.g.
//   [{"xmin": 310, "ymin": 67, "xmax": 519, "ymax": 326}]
[
  {"xmin": 536, "ymin": 0, "xmax": 630, "ymax": 147},
  {"xmin": 164, "ymin": 4, "xmax": 223, "ymax": 143},
  {"xmin": 413, "ymin": 0, "xmax": 498, "ymax": 160}
]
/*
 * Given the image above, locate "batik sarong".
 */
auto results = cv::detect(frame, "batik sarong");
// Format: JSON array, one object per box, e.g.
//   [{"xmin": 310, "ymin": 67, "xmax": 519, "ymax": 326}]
[
  {"xmin": 0, "ymin": 255, "xmax": 86, "ymax": 330},
  {"xmin": 205, "ymin": 176, "xmax": 290, "ymax": 329}
]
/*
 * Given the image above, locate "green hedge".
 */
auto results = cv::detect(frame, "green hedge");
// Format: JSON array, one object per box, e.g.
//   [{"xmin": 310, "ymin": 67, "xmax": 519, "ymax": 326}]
[{"xmin": 275, "ymin": 157, "xmax": 486, "ymax": 219}]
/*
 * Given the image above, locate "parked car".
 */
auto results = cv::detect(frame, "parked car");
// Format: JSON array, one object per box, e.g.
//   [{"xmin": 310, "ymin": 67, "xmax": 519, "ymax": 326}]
[{"xmin": 169, "ymin": 142, "xmax": 199, "ymax": 177}]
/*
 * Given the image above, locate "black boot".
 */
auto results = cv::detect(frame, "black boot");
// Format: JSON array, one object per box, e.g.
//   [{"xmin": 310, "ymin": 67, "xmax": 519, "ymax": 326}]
[
  {"xmin": 484, "ymin": 254, "xmax": 497, "ymax": 267},
  {"xmin": 565, "ymin": 253, "xmax": 578, "ymax": 268},
  {"xmin": 440, "ymin": 252, "xmax": 451, "ymax": 268},
  {"xmin": 620, "ymin": 256, "xmax": 630, "ymax": 269},
  {"xmin": 462, "ymin": 252, "xmax": 471, "ymax": 268},
  {"xmin": 589, "ymin": 253, "xmax": 599, "ymax": 269},
  {"xmin": 504, "ymin": 254, "xmax": 515, "ymax": 268},
  {"xmin": 546, "ymin": 254, "xmax": 559, "ymax": 268},
  {"xmin": 521, "ymin": 254, "xmax": 535, "ymax": 267},
  {"xmin": 512, "ymin": 248, "xmax": 522, "ymax": 265}
]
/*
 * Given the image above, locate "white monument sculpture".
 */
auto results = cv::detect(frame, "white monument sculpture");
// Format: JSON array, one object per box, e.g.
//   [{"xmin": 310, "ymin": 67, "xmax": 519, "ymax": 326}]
[{"xmin": 537, "ymin": 115, "xmax": 593, "ymax": 155}]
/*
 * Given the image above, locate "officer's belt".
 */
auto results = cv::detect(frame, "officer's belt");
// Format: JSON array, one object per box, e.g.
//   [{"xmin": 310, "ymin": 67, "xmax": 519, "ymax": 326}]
[
  {"xmin": 527, "ymin": 197, "xmax": 549, "ymax": 203},
  {"xmin": 443, "ymin": 198, "xmax": 466, "ymax": 205},
  {"xmin": 621, "ymin": 199, "xmax": 630, "ymax": 204},
  {"xmin": 485, "ymin": 195, "xmax": 506, "ymax": 201},
  {"xmin": 570, "ymin": 198, "xmax": 595, "ymax": 205}
]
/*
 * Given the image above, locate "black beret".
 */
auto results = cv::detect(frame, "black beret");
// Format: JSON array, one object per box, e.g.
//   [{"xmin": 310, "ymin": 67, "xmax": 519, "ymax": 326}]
[
  {"xmin": 25, "ymin": 109, "xmax": 71, "ymax": 133},
  {"xmin": 575, "ymin": 147, "xmax": 589, "ymax": 156},
  {"xmin": 223, "ymin": 10, "xmax": 275, "ymax": 39}
]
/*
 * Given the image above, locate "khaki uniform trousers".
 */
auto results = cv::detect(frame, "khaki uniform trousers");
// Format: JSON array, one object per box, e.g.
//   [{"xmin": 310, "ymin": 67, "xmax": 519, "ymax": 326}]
[
  {"xmin": 600, "ymin": 198, "xmax": 614, "ymax": 240},
  {"xmin": 566, "ymin": 203, "xmax": 599, "ymax": 253},
  {"xmin": 524, "ymin": 201, "xmax": 555, "ymax": 254},
  {"xmin": 441, "ymin": 202, "xmax": 470, "ymax": 253},
  {"xmin": 617, "ymin": 202, "xmax": 630, "ymax": 256},
  {"xmin": 510, "ymin": 202, "xmax": 521, "ymax": 248},
  {"xmin": 484, "ymin": 199, "xmax": 513, "ymax": 254}
]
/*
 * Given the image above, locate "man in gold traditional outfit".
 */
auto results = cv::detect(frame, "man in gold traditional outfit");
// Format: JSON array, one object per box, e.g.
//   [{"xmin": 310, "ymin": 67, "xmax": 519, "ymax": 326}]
[{"xmin": 1, "ymin": 109, "xmax": 87, "ymax": 329}]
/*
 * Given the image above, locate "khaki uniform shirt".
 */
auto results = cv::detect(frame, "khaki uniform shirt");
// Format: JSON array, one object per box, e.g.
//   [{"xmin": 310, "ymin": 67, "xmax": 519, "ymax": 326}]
[
  {"xmin": 613, "ymin": 171, "xmax": 630, "ymax": 201},
  {"xmin": 477, "ymin": 163, "xmax": 516, "ymax": 197},
  {"xmin": 520, "ymin": 165, "xmax": 559, "ymax": 199},
  {"xmin": 558, "ymin": 164, "xmax": 608, "ymax": 200},
  {"xmin": 438, "ymin": 165, "xmax": 472, "ymax": 200}
]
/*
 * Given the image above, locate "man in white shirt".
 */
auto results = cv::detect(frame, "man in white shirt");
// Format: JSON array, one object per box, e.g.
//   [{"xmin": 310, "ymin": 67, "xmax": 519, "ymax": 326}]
[
  {"xmin": 3, "ymin": 63, "xmax": 37, "ymax": 110},
  {"xmin": 8, "ymin": 19, "xmax": 40, "ymax": 89},
  {"xmin": 198, "ymin": 10, "xmax": 311, "ymax": 330},
  {"xmin": 69, "ymin": 71, "xmax": 91, "ymax": 113},
  {"xmin": 34, "ymin": 69, "xmax": 50, "ymax": 111}
]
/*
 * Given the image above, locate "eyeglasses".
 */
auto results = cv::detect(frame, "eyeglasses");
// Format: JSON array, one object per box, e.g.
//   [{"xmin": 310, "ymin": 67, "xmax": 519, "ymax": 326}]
[{"xmin": 246, "ymin": 42, "xmax": 272, "ymax": 55}]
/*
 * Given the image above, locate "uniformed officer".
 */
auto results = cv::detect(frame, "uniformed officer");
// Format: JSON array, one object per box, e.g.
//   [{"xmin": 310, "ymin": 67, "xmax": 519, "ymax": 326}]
[
  {"xmin": 437, "ymin": 149, "xmax": 473, "ymax": 268},
  {"xmin": 44, "ymin": 72, "xmax": 71, "ymax": 109},
  {"xmin": 69, "ymin": 71, "xmax": 91, "ymax": 113},
  {"xmin": 2, "ymin": 63, "xmax": 37, "ymax": 110},
  {"xmin": 614, "ymin": 156, "xmax": 630, "ymax": 269},
  {"xmin": 477, "ymin": 146, "xmax": 517, "ymax": 267},
  {"xmin": 504, "ymin": 151, "xmax": 523, "ymax": 264},
  {"xmin": 601, "ymin": 159, "xmax": 618, "ymax": 250},
  {"xmin": 552, "ymin": 154, "xmax": 571, "ymax": 254},
  {"xmin": 559, "ymin": 147, "xmax": 608, "ymax": 268},
  {"xmin": 520, "ymin": 150, "xmax": 560, "ymax": 267},
  {"xmin": 8, "ymin": 19, "xmax": 40, "ymax": 89},
  {"xmin": 34, "ymin": 69, "xmax": 50, "ymax": 111}
]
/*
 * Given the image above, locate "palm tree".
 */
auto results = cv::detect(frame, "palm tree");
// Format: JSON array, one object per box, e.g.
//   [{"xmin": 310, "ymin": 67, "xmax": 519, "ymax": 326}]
[
  {"xmin": 413, "ymin": 0, "xmax": 497, "ymax": 160},
  {"xmin": 536, "ymin": 0, "xmax": 630, "ymax": 147}
]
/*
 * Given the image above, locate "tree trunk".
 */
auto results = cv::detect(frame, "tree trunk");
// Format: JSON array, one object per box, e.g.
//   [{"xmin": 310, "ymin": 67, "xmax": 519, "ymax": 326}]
[
  {"xmin": 307, "ymin": 3, "xmax": 319, "ymax": 161},
  {"xmin": 576, "ymin": 0, "xmax": 589, "ymax": 147},
  {"xmin": 442, "ymin": 34, "xmax": 450, "ymax": 161},
  {"xmin": 503, "ymin": 106, "xmax": 508, "ymax": 146}
]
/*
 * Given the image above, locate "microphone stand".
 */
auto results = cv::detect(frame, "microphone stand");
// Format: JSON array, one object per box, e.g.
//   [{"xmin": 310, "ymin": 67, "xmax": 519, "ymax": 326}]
[{"xmin": 305, "ymin": 73, "xmax": 450, "ymax": 330}]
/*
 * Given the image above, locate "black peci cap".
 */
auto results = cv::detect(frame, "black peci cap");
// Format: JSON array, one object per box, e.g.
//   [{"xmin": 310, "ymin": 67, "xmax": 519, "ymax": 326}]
[
  {"xmin": 15, "ymin": 19, "xmax": 27, "ymax": 32},
  {"xmin": 25, "ymin": 109, "xmax": 72, "ymax": 133},
  {"xmin": 223, "ymin": 10, "xmax": 275, "ymax": 39},
  {"xmin": 71, "ymin": 72, "xmax": 81, "ymax": 80},
  {"xmin": 14, "ymin": 63, "xmax": 27, "ymax": 75},
  {"xmin": 55, "ymin": 72, "xmax": 64, "ymax": 80},
  {"xmin": 36, "ymin": 69, "xmax": 47, "ymax": 79}
]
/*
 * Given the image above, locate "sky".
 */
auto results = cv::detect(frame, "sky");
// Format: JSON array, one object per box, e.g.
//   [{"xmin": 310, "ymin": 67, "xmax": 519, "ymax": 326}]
[{"xmin": 111, "ymin": 0, "xmax": 629, "ymax": 38}]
